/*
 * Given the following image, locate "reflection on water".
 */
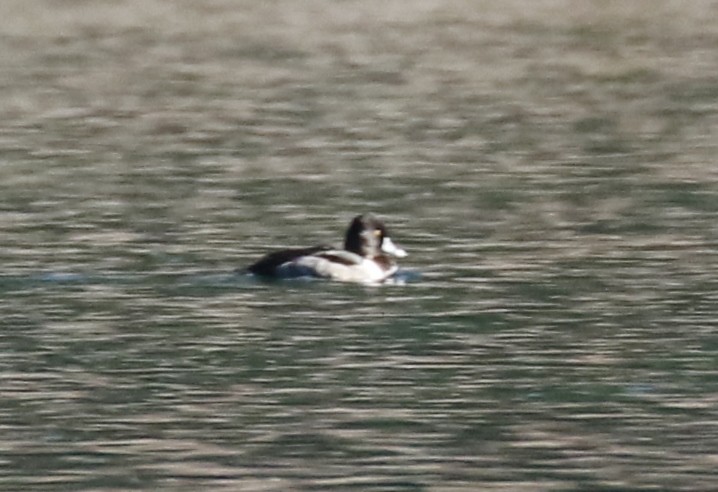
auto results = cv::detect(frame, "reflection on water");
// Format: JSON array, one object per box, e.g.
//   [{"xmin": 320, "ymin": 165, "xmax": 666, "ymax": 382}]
[{"xmin": 2, "ymin": 1, "xmax": 718, "ymax": 490}]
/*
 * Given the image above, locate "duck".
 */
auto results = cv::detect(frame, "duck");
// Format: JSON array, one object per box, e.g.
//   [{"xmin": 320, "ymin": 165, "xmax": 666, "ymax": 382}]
[{"xmin": 246, "ymin": 214, "xmax": 407, "ymax": 283}]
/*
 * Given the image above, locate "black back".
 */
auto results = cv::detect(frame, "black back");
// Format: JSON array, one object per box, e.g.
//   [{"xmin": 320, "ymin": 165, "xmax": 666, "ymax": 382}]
[{"xmin": 247, "ymin": 245, "xmax": 330, "ymax": 276}]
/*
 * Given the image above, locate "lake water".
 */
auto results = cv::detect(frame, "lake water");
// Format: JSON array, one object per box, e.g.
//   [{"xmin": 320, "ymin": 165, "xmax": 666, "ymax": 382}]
[{"xmin": 1, "ymin": 1, "xmax": 717, "ymax": 490}]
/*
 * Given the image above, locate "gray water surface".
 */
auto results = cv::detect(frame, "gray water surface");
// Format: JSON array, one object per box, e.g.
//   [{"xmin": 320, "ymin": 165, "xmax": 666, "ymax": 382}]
[{"xmin": 2, "ymin": 1, "xmax": 718, "ymax": 491}]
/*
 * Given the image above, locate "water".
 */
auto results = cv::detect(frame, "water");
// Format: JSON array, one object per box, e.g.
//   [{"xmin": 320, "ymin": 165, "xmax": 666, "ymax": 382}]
[{"xmin": 2, "ymin": 1, "xmax": 718, "ymax": 490}]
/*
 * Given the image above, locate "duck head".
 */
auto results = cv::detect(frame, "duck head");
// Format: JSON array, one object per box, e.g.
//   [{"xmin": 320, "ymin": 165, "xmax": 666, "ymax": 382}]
[{"xmin": 344, "ymin": 214, "xmax": 407, "ymax": 259}]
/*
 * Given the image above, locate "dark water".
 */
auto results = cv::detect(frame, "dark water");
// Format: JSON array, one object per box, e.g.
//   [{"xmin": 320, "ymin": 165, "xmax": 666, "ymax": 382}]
[{"xmin": 2, "ymin": 1, "xmax": 718, "ymax": 491}]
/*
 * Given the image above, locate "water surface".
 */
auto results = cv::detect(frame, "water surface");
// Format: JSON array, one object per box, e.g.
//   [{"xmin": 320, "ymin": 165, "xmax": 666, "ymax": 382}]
[{"xmin": 1, "ymin": 1, "xmax": 717, "ymax": 490}]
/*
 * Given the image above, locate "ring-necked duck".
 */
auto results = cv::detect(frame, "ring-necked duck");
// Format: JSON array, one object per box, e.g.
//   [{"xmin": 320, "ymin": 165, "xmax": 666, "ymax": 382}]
[{"xmin": 247, "ymin": 214, "xmax": 407, "ymax": 283}]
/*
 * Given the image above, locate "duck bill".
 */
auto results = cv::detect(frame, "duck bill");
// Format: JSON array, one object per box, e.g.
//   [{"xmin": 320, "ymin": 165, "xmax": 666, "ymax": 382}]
[{"xmin": 382, "ymin": 237, "xmax": 407, "ymax": 257}]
